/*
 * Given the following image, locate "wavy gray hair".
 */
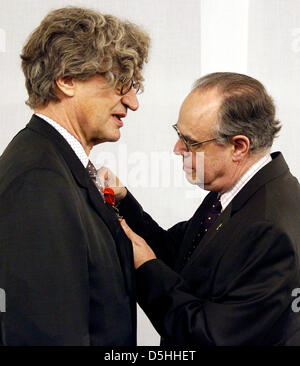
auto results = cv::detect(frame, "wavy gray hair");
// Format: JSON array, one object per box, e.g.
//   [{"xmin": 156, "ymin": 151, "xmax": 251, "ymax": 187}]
[
  {"xmin": 21, "ymin": 6, "xmax": 150, "ymax": 109},
  {"xmin": 192, "ymin": 72, "xmax": 281, "ymax": 153}
]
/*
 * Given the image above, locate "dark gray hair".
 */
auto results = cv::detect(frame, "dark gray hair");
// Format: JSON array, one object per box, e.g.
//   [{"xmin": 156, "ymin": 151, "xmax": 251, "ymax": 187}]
[
  {"xmin": 21, "ymin": 6, "xmax": 150, "ymax": 109},
  {"xmin": 192, "ymin": 72, "xmax": 281, "ymax": 153}
]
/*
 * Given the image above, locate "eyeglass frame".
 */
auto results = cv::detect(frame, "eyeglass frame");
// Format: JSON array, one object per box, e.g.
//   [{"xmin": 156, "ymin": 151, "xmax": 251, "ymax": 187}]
[
  {"xmin": 172, "ymin": 123, "xmax": 217, "ymax": 151},
  {"xmin": 113, "ymin": 73, "xmax": 140, "ymax": 95}
]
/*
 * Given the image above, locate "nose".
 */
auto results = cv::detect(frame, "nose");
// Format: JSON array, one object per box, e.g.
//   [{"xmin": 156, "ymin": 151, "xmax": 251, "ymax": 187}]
[
  {"xmin": 173, "ymin": 139, "xmax": 187, "ymax": 155},
  {"xmin": 121, "ymin": 88, "xmax": 139, "ymax": 111}
]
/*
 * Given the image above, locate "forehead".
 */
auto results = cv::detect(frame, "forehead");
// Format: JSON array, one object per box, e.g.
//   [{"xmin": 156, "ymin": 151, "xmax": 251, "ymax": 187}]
[{"xmin": 178, "ymin": 88, "xmax": 223, "ymax": 137}]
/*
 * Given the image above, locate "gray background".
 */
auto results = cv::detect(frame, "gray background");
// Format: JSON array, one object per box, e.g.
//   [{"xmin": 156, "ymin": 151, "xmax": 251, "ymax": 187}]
[{"xmin": 0, "ymin": 0, "xmax": 299, "ymax": 345}]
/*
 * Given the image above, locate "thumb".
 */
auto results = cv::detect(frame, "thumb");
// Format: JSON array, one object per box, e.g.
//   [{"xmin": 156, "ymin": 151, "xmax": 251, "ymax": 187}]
[
  {"xmin": 97, "ymin": 166, "xmax": 109, "ymax": 187},
  {"xmin": 120, "ymin": 219, "xmax": 134, "ymax": 240}
]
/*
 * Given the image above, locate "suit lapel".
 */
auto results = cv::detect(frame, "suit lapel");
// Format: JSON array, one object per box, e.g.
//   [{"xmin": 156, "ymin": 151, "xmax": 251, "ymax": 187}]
[
  {"xmin": 182, "ymin": 152, "xmax": 289, "ymax": 269},
  {"xmin": 26, "ymin": 115, "xmax": 135, "ymax": 296},
  {"xmin": 186, "ymin": 203, "xmax": 232, "ymax": 267},
  {"xmin": 27, "ymin": 115, "xmax": 120, "ymax": 236},
  {"xmin": 175, "ymin": 191, "xmax": 217, "ymax": 271},
  {"xmin": 230, "ymin": 152, "xmax": 289, "ymax": 215}
]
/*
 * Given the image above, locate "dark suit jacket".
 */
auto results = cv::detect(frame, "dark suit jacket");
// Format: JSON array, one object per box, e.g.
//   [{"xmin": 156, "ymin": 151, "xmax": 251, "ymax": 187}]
[
  {"xmin": 118, "ymin": 152, "xmax": 300, "ymax": 345},
  {"xmin": 0, "ymin": 115, "xmax": 136, "ymax": 346}
]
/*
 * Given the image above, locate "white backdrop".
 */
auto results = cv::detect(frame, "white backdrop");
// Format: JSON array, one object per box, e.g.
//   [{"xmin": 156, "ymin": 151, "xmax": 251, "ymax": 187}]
[{"xmin": 0, "ymin": 0, "xmax": 299, "ymax": 346}]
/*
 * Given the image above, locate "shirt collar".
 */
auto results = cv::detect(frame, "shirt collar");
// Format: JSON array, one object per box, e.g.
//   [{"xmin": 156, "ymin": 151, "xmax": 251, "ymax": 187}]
[
  {"xmin": 220, "ymin": 153, "xmax": 272, "ymax": 211},
  {"xmin": 35, "ymin": 113, "xmax": 89, "ymax": 168}
]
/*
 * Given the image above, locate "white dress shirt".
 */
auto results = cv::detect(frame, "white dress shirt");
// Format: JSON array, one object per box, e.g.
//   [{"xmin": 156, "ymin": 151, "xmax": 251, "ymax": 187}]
[
  {"xmin": 219, "ymin": 153, "xmax": 272, "ymax": 211},
  {"xmin": 35, "ymin": 113, "xmax": 89, "ymax": 168}
]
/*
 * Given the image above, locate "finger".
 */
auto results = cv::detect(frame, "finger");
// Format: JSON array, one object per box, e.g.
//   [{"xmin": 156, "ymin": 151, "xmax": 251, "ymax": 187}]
[
  {"xmin": 120, "ymin": 219, "xmax": 134, "ymax": 240},
  {"xmin": 97, "ymin": 166, "xmax": 109, "ymax": 187},
  {"xmin": 104, "ymin": 169, "xmax": 109, "ymax": 187},
  {"xmin": 120, "ymin": 219, "xmax": 129, "ymax": 233}
]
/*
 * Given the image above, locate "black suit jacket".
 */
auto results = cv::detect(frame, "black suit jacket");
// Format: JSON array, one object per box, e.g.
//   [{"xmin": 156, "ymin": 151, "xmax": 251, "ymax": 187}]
[
  {"xmin": 118, "ymin": 152, "xmax": 300, "ymax": 345},
  {"xmin": 0, "ymin": 115, "xmax": 136, "ymax": 346}
]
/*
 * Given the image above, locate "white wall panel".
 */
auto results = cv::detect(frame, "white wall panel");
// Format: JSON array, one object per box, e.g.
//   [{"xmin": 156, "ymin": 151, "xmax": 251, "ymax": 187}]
[{"xmin": 0, "ymin": 0, "xmax": 299, "ymax": 346}]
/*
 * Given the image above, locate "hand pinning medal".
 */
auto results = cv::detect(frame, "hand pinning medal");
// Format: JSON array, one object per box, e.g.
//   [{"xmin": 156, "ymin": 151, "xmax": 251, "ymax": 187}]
[{"xmin": 103, "ymin": 187, "xmax": 123, "ymax": 221}]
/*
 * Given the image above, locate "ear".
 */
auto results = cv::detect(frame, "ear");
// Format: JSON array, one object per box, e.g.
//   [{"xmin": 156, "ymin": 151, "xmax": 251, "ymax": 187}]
[
  {"xmin": 55, "ymin": 77, "xmax": 75, "ymax": 97},
  {"xmin": 231, "ymin": 135, "xmax": 250, "ymax": 162}
]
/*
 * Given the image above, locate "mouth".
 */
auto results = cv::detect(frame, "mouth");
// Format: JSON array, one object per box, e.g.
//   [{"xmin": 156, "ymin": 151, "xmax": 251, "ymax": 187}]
[
  {"xmin": 112, "ymin": 113, "xmax": 126, "ymax": 127},
  {"xmin": 183, "ymin": 165, "xmax": 193, "ymax": 173},
  {"xmin": 182, "ymin": 158, "xmax": 192, "ymax": 172}
]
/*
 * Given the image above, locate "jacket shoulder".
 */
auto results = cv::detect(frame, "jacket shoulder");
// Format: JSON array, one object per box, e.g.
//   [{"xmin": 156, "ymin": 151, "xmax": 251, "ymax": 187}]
[{"xmin": 0, "ymin": 127, "xmax": 68, "ymax": 194}]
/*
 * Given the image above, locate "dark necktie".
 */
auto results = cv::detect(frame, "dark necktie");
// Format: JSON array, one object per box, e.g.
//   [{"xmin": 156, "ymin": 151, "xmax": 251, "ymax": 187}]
[
  {"xmin": 86, "ymin": 160, "xmax": 104, "ymax": 197},
  {"xmin": 183, "ymin": 196, "xmax": 222, "ymax": 263},
  {"xmin": 202, "ymin": 197, "xmax": 222, "ymax": 233},
  {"xmin": 86, "ymin": 160, "xmax": 123, "ymax": 219}
]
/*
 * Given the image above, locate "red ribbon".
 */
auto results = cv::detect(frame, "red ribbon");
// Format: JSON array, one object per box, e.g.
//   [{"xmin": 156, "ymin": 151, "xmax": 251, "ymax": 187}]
[{"xmin": 103, "ymin": 187, "xmax": 116, "ymax": 207}]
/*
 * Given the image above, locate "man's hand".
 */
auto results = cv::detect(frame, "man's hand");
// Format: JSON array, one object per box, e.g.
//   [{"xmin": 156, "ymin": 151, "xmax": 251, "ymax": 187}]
[
  {"xmin": 120, "ymin": 220, "xmax": 157, "ymax": 269},
  {"xmin": 97, "ymin": 166, "xmax": 127, "ymax": 202}
]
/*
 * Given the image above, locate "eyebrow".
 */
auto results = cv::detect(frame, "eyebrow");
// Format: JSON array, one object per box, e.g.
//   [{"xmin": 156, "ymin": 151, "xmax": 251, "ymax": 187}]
[{"xmin": 176, "ymin": 124, "xmax": 197, "ymax": 142}]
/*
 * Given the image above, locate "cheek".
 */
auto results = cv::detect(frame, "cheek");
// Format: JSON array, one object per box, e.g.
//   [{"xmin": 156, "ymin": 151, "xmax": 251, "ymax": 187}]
[
  {"xmin": 201, "ymin": 152, "xmax": 222, "ymax": 180},
  {"xmin": 190, "ymin": 152, "xmax": 205, "ymax": 182},
  {"xmin": 192, "ymin": 151, "xmax": 204, "ymax": 170},
  {"xmin": 206, "ymin": 152, "xmax": 230, "ymax": 179},
  {"xmin": 86, "ymin": 96, "xmax": 110, "ymax": 115}
]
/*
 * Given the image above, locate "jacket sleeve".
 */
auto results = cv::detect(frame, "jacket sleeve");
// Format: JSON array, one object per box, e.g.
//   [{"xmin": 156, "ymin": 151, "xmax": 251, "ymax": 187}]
[
  {"xmin": 117, "ymin": 191, "xmax": 188, "ymax": 267},
  {"xmin": 0, "ymin": 168, "xmax": 90, "ymax": 345},
  {"xmin": 135, "ymin": 222, "xmax": 297, "ymax": 345}
]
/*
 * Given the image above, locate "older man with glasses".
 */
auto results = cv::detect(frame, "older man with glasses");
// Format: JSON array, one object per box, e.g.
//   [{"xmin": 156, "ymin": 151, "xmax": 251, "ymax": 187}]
[
  {"xmin": 0, "ymin": 6, "xmax": 149, "ymax": 346},
  {"xmin": 102, "ymin": 72, "xmax": 300, "ymax": 346}
]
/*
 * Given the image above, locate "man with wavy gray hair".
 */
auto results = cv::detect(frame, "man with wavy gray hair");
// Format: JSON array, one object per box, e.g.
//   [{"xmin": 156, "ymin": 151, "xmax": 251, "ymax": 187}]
[
  {"xmin": 103, "ymin": 72, "xmax": 300, "ymax": 345},
  {"xmin": 0, "ymin": 7, "xmax": 149, "ymax": 345}
]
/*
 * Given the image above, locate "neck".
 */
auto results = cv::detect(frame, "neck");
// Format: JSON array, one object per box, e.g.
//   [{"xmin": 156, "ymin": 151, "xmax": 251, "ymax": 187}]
[
  {"xmin": 35, "ymin": 102, "xmax": 92, "ymax": 155},
  {"xmin": 220, "ymin": 151, "xmax": 269, "ymax": 194}
]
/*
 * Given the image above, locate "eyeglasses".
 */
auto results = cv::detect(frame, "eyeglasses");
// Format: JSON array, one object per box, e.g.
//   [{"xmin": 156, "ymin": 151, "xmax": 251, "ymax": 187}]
[
  {"xmin": 172, "ymin": 124, "xmax": 217, "ymax": 151},
  {"xmin": 114, "ymin": 73, "xmax": 140, "ymax": 95}
]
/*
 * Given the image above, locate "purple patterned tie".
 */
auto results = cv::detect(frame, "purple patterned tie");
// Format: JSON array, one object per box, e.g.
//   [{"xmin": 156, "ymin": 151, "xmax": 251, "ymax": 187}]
[
  {"xmin": 184, "ymin": 196, "xmax": 222, "ymax": 263},
  {"xmin": 202, "ymin": 197, "xmax": 222, "ymax": 233}
]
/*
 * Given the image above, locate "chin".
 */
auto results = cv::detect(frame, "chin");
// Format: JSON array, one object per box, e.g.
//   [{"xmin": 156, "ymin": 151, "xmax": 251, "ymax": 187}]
[
  {"xmin": 110, "ymin": 135, "xmax": 121, "ymax": 142},
  {"xmin": 107, "ymin": 130, "xmax": 121, "ymax": 142},
  {"xmin": 185, "ymin": 172, "xmax": 200, "ymax": 185}
]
